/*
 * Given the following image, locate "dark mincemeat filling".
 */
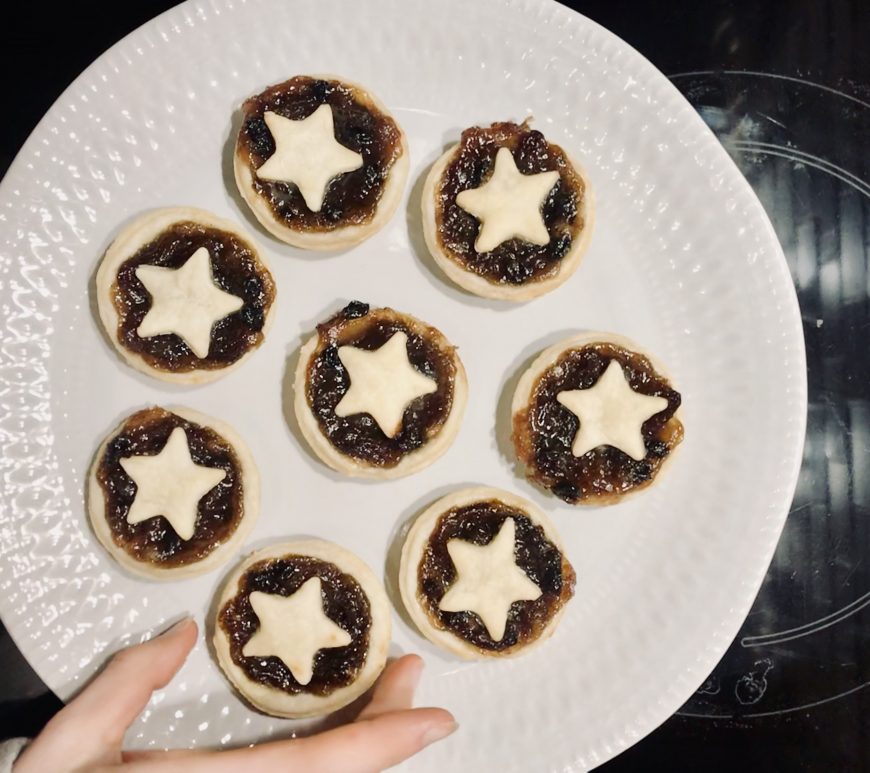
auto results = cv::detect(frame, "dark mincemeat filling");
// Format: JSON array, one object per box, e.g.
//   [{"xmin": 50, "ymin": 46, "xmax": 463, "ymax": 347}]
[
  {"xmin": 306, "ymin": 301, "xmax": 457, "ymax": 468},
  {"xmin": 417, "ymin": 500, "xmax": 575, "ymax": 652},
  {"xmin": 96, "ymin": 407, "xmax": 244, "ymax": 566},
  {"xmin": 219, "ymin": 555, "xmax": 371, "ymax": 696},
  {"xmin": 435, "ymin": 121, "xmax": 586, "ymax": 286},
  {"xmin": 513, "ymin": 344, "xmax": 683, "ymax": 503},
  {"xmin": 112, "ymin": 221, "xmax": 275, "ymax": 372},
  {"xmin": 237, "ymin": 76, "xmax": 403, "ymax": 231}
]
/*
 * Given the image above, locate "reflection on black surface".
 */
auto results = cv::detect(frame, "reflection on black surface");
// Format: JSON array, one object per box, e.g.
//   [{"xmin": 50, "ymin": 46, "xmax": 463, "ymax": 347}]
[{"xmin": 672, "ymin": 72, "xmax": 870, "ymax": 720}]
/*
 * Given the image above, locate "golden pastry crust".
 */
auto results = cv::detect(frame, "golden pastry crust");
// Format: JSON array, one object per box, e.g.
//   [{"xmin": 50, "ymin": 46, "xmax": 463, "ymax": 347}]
[
  {"xmin": 511, "ymin": 332, "xmax": 683, "ymax": 505},
  {"xmin": 233, "ymin": 75, "xmax": 409, "ymax": 251},
  {"xmin": 87, "ymin": 406, "xmax": 259, "ymax": 580},
  {"xmin": 421, "ymin": 130, "xmax": 594, "ymax": 301},
  {"xmin": 95, "ymin": 206, "xmax": 275, "ymax": 385},
  {"xmin": 293, "ymin": 305, "xmax": 467, "ymax": 479},
  {"xmin": 213, "ymin": 540, "xmax": 391, "ymax": 718},
  {"xmin": 399, "ymin": 486, "xmax": 573, "ymax": 659}
]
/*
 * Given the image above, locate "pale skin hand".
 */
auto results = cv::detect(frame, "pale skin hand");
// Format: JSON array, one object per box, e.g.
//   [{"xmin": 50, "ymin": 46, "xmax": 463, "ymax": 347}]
[{"xmin": 14, "ymin": 619, "xmax": 456, "ymax": 773}]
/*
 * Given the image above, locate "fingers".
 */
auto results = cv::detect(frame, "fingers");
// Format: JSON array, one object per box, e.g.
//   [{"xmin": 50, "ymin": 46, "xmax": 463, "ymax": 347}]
[
  {"xmin": 359, "ymin": 654, "xmax": 423, "ymax": 719},
  {"xmin": 132, "ymin": 707, "xmax": 457, "ymax": 773},
  {"xmin": 126, "ymin": 657, "xmax": 452, "ymax": 773},
  {"xmin": 14, "ymin": 617, "xmax": 197, "ymax": 773},
  {"xmin": 69, "ymin": 617, "xmax": 198, "ymax": 745}
]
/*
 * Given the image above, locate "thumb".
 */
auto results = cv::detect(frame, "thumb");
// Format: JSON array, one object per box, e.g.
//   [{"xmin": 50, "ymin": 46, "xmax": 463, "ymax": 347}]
[
  {"xmin": 14, "ymin": 617, "xmax": 197, "ymax": 773},
  {"xmin": 170, "ymin": 706, "xmax": 457, "ymax": 773}
]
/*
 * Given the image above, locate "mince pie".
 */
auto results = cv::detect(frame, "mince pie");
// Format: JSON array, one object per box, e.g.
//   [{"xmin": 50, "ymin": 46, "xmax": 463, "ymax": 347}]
[
  {"xmin": 400, "ymin": 487, "xmax": 575, "ymax": 658},
  {"xmin": 87, "ymin": 406, "xmax": 259, "ymax": 579},
  {"xmin": 214, "ymin": 539, "xmax": 390, "ymax": 718},
  {"xmin": 234, "ymin": 75, "xmax": 408, "ymax": 250},
  {"xmin": 294, "ymin": 301, "xmax": 467, "ymax": 478},
  {"xmin": 421, "ymin": 120, "xmax": 593, "ymax": 300},
  {"xmin": 511, "ymin": 332, "xmax": 683, "ymax": 504}
]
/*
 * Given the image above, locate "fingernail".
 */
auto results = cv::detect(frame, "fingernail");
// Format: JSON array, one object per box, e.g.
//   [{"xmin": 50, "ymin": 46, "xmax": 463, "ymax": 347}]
[
  {"xmin": 421, "ymin": 720, "xmax": 458, "ymax": 748},
  {"xmin": 162, "ymin": 616, "xmax": 194, "ymax": 637}
]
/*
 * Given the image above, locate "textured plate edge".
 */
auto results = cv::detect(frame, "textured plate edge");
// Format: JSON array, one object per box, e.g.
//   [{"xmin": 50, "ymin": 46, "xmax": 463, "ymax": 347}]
[
  {"xmin": 0, "ymin": 0, "xmax": 188, "ymax": 196},
  {"xmin": 536, "ymin": 3, "xmax": 809, "ymax": 768}
]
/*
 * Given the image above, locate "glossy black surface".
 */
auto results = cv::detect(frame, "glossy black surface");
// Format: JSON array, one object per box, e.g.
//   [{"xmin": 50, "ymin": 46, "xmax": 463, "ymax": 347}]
[{"xmin": 1, "ymin": 1, "xmax": 868, "ymax": 769}]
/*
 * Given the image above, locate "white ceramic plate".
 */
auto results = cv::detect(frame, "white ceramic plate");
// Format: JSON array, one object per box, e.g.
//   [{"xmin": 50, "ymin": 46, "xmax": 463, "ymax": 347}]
[{"xmin": 0, "ymin": 0, "xmax": 806, "ymax": 770}]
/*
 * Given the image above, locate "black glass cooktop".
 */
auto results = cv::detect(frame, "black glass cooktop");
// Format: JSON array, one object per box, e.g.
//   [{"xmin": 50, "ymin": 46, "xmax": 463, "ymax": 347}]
[{"xmin": 1, "ymin": 2, "xmax": 868, "ymax": 769}]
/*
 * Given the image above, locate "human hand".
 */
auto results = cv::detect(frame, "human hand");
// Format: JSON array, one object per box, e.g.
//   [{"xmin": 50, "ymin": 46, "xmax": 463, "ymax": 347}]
[{"xmin": 14, "ymin": 618, "xmax": 456, "ymax": 773}]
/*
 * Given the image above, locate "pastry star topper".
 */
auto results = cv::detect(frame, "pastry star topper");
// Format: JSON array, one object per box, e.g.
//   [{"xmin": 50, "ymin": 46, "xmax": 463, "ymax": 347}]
[
  {"xmin": 242, "ymin": 577, "xmax": 352, "ymax": 686},
  {"xmin": 334, "ymin": 331, "xmax": 438, "ymax": 438},
  {"xmin": 255, "ymin": 104, "xmax": 364, "ymax": 213},
  {"xmin": 556, "ymin": 359, "xmax": 669, "ymax": 460},
  {"xmin": 439, "ymin": 517, "xmax": 542, "ymax": 642},
  {"xmin": 455, "ymin": 146, "xmax": 559, "ymax": 253},
  {"xmin": 135, "ymin": 247, "xmax": 244, "ymax": 359},
  {"xmin": 119, "ymin": 426, "xmax": 226, "ymax": 541}
]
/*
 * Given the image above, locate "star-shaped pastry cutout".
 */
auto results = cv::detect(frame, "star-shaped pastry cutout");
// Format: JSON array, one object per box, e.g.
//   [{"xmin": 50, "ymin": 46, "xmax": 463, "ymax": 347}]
[
  {"xmin": 119, "ymin": 427, "xmax": 226, "ymax": 541},
  {"xmin": 455, "ymin": 146, "xmax": 560, "ymax": 253},
  {"xmin": 334, "ymin": 331, "xmax": 438, "ymax": 438},
  {"xmin": 242, "ymin": 577, "xmax": 352, "ymax": 686},
  {"xmin": 556, "ymin": 359, "xmax": 669, "ymax": 460},
  {"xmin": 439, "ymin": 518, "xmax": 542, "ymax": 642},
  {"xmin": 255, "ymin": 104, "xmax": 364, "ymax": 212},
  {"xmin": 135, "ymin": 247, "xmax": 244, "ymax": 359}
]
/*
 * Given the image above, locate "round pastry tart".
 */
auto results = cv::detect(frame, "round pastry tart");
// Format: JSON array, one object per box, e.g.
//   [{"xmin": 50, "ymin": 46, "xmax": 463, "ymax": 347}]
[
  {"xmin": 294, "ymin": 301, "xmax": 467, "ymax": 479},
  {"xmin": 214, "ymin": 540, "xmax": 390, "ymax": 718},
  {"xmin": 234, "ymin": 75, "xmax": 409, "ymax": 250},
  {"xmin": 96, "ymin": 207, "xmax": 276, "ymax": 385},
  {"xmin": 421, "ymin": 120, "xmax": 593, "ymax": 301},
  {"xmin": 87, "ymin": 406, "xmax": 259, "ymax": 580},
  {"xmin": 512, "ymin": 332, "xmax": 684, "ymax": 505},
  {"xmin": 400, "ymin": 487, "xmax": 575, "ymax": 659}
]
